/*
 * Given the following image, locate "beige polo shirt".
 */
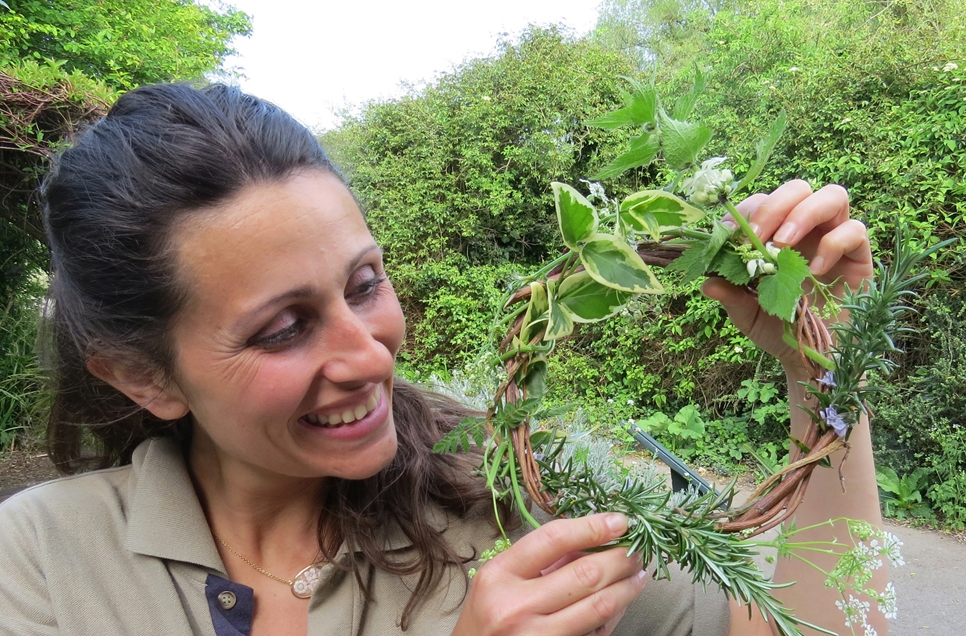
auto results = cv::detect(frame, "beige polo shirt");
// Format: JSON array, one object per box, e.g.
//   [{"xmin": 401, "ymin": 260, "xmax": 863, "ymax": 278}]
[{"xmin": 0, "ymin": 437, "xmax": 731, "ymax": 635}]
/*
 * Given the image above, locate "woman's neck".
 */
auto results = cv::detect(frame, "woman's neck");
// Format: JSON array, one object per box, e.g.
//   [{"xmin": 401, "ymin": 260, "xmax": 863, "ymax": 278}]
[{"xmin": 187, "ymin": 429, "xmax": 327, "ymax": 561}]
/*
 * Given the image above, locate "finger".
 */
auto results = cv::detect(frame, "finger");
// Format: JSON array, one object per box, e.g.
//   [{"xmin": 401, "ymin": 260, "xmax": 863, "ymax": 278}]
[
  {"xmin": 541, "ymin": 550, "xmax": 585, "ymax": 576},
  {"xmin": 809, "ymin": 218, "xmax": 872, "ymax": 277},
  {"xmin": 545, "ymin": 569, "xmax": 647, "ymax": 635},
  {"xmin": 581, "ymin": 607, "xmax": 627, "ymax": 636},
  {"xmin": 496, "ymin": 513, "xmax": 628, "ymax": 578},
  {"xmin": 532, "ymin": 547, "xmax": 642, "ymax": 614},
  {"xmin": 722, "ymin": 193, "xmax": 768, "ymax": 229},
  {"xmin": 770, "ymin": 184, "xmax": 850, "ymax": 248},
  {"xmin": 746, "ymin": 179, "xmax": 814, "ymax": 241}
]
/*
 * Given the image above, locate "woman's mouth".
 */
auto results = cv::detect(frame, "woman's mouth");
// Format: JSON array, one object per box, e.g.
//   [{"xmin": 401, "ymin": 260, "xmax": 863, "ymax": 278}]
[{"xmin": 302, "ymin": 385, "xmax": 382, "ymax": 428}]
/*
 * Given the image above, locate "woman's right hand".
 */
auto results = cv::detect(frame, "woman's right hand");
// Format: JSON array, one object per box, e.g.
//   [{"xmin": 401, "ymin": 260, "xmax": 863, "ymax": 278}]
[{"xmin": 452, "ymin": 513, "xmax": 647, "ymax": 635}]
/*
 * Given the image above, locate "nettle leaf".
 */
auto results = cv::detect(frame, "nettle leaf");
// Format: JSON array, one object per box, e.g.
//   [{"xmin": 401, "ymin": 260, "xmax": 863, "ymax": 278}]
[
  {"xmin": 544, "ymin": 280, "xmax": 576, "ymax": 340},
  {"xmin": 621, "ymin": 190, "xmax": 705, "ymax": 240},
  {"xmin": 558, "ymin": 271, "xmax": 633, "ymax": 323},
  {"xmin": 735, "ymin": 110, "xmax": 787, "ymax": 194},
  {"xmin": 592, "ymin": 132, "xmax": 660, "ymax": 181},
  {"xmin": 668, "ymin": 221, "xmax": 735, "ymax": 282},
  {"xmin": 672, "ymin": 65, "xmax": 705, "ymax": 120},
  {"xmin": 521, "ymin": 281, "xmax": 549, "ymax": 343},
  {"xmin": 659, "ymin": 111, "xmax": 712, "ymax": 170},
  {"xmin": 552, "ymin": 182, "xmax": 598, "ymax": 250},
  {"xmin": 710, "ymin": 249, "xmax": 753, "ymax": 286},
  {"xmin": 757, "ymin": 247, "xmax": 811, "ymax": 321},
  {"xmin": 585, "ymin": 82, "xmax": 658, "ymax": 129},
  {"xmin": 578, "ymin": 233, "xmax": 665, "ymax": 294}
]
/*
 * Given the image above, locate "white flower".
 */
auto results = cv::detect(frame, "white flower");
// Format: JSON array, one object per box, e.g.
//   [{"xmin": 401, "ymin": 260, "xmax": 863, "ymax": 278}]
[
  {"xmin": 765, "ymin": 241, "xmax": 782, "ymax": 259},
  {"xmin": 788, "ymin": 66, "xmax": 800, "ymax": 72},
  {"xmin": 627, "ymin": 399, "xmax": 635, "ymax": 405},
  {"xmin": 580, "ymin": 179, "xmax": 608, "ymax": 202},
  {"xmin": 881, "ymin": 532, "xmax": 905, "ymax": 567},
  {"xmin": 681, "ymin": 157, "xmax": 734, "ymax": 206},
  {"xmin": 943, "ymin": 62, "xmax": 959, "ymax": 72},
  {"xmin": 482, "ymin": 95, "xmax": 491, "ymax": 101},
  {"xmin": 836, "ymin": 595, "xmax": 871, "ymax": 628},
  {"xmin": 876, "ymin": 582, "xmax": 898, "ymax": 620}
]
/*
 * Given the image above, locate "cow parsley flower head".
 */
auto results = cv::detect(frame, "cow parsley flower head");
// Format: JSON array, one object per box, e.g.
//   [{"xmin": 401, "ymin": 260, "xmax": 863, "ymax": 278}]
[
  {"xmin": 836, "ymin": 595, "xmax": 871, "ymax": 628},
  {"xmin": 876, "ymin": 582, "xmax": 898, "ymax": 620},
  {"xmin": 881, "ymin": 532, "xmax": 905, "ymax": 567},
  {"xmin": 682, "ymin": 157, "xmax": 735, "ymax": 206}
]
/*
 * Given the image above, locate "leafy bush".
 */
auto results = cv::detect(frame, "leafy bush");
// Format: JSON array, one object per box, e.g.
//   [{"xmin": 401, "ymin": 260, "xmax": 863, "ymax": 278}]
[{"xmin": 871, "ymin": 294, "xmax": 966, "ymax": 528}]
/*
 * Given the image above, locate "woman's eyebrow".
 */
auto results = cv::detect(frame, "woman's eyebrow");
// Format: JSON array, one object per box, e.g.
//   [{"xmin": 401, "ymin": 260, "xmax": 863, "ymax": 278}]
[{"xmin": 237, "ymin": 243, "xmax": 384, "ymax": 327}]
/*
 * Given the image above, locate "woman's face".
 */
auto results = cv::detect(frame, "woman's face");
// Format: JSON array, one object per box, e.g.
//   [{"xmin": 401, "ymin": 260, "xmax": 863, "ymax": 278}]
[{"xmin": 166, "ymin": 170, "xmax": 405, "ymax": 481}]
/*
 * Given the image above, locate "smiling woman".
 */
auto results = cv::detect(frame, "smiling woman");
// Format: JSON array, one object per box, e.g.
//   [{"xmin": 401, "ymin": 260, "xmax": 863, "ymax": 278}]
[{"xmin": 0, "ymin": 81, "xmax": 880, "ymax": 636}]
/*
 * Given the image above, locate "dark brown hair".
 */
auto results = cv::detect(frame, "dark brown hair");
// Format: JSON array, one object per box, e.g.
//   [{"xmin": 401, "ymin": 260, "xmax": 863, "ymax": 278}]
[{"xmin": 41, "ymin": 82, "xmax": 507, "ymax": 628}]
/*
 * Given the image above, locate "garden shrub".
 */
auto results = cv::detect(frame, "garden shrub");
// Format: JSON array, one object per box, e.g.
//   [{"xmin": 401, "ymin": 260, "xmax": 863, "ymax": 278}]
[{"xmin": 871, "ymin": 293, "xmax": 966, "ymax": 529}]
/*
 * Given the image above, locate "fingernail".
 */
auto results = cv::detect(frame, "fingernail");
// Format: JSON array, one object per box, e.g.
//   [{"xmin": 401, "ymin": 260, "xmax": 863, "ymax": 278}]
[
  {"xmin": 605, "ymin": 513, "xmax": 628, "ymax": 534},
  {"xmin": 637, "ymin": 570, "xmax": 648, "ymax": 584},
  {"xmin": 721, "ymin": 219, "xmax": 737, "ymax": 231},
  {"xmin": 809, "ymin": 255, "xmax": 825, "ymax": 275},
  {"xmin": 749, "ymin": 222, "xmax": 761, "ymax": 238},
  {"xmin": 773, "ymin": 223, "xmax": 797, "ymax": 245}
]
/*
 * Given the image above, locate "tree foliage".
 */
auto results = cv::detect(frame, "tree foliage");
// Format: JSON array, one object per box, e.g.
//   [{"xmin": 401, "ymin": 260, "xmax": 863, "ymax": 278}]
[
  {"xmin": 325, "ymin": 27, "xmax": 641, "ymax": 268},
  {"xmin": 0, "ymin": 0, "xmax": 251, "ymax": 449},
  {"xmin": 0, "ymin": 0, "xmax": 251, "ymax": 90}
]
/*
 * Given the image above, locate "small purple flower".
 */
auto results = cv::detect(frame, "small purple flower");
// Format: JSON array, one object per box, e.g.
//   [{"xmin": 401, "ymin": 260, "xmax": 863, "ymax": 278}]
[
  {"xmin": 821, "ymin": 406, "xmax": 848, "ymax": 437},
  {"xmin": 817, "ymin": 371, "xmax": 836, "ymax": 388}
]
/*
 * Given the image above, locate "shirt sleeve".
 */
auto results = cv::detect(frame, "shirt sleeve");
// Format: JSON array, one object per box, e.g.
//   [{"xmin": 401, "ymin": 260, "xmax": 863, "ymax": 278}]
[{"xmin": 0, "ymin": 493, "xmax": 58, "ymax": 636}]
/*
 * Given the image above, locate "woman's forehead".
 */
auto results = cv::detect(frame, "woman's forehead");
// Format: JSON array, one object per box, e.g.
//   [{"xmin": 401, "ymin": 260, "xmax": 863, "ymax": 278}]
[{"xmin": 170, "ymin": 172, "xmax": 374, "ymax": 307}]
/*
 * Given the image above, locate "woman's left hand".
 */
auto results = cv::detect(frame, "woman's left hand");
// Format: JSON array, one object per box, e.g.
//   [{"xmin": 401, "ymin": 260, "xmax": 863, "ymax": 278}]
[{"xmin": 702, "ymin": 180, "xmax": 873, "ymax": 371}]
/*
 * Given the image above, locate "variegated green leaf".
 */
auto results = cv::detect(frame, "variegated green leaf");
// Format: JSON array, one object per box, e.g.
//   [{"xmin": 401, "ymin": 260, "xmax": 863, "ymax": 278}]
[
  {"xmin": 578, "ymin": 234, "xmax": 665, "ymax": 294},
  {"xmin": 521, "ymin": 281, "xmax": 549, "ymax": 343},
  {"xmin": 520, "ymin": 357, "xmax": 548, "ymax": 400},
  {"xmin": 544, "ymin": 280, "xmax": 575, "ymax": 340},
  {"xmin": 552, "ymin": 182, "xmax": 598, "ymax": 250},
  {"xmin": 621, "ymin": 190, "xmax": 705, "ymax": 239},
  {"xmin": 558, "ymin": 271, "xmax": 633, "ymax": 323}
]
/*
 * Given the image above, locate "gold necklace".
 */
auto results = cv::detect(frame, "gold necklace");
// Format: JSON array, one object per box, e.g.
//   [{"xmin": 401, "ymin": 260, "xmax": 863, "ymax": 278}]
[{"xmin": 213, "ymin": 533, "xmax": 323, "ymax": 599}]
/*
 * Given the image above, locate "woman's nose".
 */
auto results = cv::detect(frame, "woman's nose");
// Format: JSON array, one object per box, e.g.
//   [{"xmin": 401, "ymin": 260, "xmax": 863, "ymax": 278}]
[{"xmin": 317, "ymin": 305, "xmax": 396, "ymax": 386}]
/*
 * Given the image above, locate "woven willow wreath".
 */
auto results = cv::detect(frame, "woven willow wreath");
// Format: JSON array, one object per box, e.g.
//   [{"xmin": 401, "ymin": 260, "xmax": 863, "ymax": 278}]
[{"xmin": 434, "ymin": 73, "xmax": 937, "ymax": 635}]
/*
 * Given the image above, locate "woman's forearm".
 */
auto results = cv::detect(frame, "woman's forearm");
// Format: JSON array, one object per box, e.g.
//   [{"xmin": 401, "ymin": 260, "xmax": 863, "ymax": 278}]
[{"xmin": 770, "ymin": 369, "xmax": 889, "ymax": 635}]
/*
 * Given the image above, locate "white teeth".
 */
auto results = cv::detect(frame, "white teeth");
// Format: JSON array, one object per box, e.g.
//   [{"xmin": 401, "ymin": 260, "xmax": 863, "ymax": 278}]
[{"xmin": 307, "ymin": 385, "xmax": 384, "ymax": 428}]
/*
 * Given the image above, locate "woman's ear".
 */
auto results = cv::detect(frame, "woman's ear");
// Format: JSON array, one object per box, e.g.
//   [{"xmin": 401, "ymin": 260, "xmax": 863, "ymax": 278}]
[{"xmin": 86, "ymin": 356, "xmax": 190, "ymax": 421}]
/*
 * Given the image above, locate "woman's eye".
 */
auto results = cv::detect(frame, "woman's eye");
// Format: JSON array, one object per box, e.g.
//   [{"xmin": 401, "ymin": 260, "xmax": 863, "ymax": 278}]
[
  {"xmin": 251, "ymin": 312, "xmax": 304, "ymax": 347},
  {"xmin": 349, "ymin": 267, "xmax": 387, "ymax": 302}
]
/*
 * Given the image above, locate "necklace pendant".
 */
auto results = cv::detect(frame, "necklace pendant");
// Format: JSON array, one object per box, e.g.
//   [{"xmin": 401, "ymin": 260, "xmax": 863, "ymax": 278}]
[{"xmin": 291, "ymin": 563, "xmax": 323, "ymax": 599}]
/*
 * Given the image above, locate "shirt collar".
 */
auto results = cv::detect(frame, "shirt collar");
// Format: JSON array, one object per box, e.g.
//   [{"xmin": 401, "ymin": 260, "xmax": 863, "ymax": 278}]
[
  {"xmin": 123, "ymin": 437, "xmax": 422, "ymax": 569},
  {"xmin": 125, "ymin": 437, "xmax": 226, "ymax": 572}
]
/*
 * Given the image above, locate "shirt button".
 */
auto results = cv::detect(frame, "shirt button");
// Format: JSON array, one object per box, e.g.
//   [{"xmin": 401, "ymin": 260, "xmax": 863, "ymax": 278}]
[{"xmin": 217, "ymin": 591, "xmax": 237, "ymax": 610}]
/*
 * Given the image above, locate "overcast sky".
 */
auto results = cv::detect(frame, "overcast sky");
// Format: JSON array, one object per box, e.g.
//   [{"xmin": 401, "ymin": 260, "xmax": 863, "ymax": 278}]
[{"xmin": 223, "ymin": 0, "xmax": 603, "ymax": 131}]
